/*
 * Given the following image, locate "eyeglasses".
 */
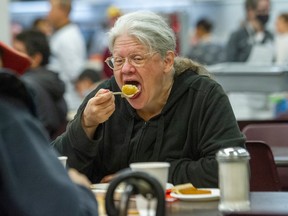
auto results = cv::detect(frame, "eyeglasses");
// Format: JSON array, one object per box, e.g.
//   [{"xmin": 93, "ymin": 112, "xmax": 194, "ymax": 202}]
[{"xmin": 105, "ymin": 52, "xmax": 157, "ymax": 70}]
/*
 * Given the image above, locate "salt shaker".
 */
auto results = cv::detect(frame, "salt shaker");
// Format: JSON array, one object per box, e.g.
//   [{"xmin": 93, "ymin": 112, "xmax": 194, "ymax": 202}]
[{"xmin": 216, "ymin": 147, "xmax": 250, "ymax": 212}]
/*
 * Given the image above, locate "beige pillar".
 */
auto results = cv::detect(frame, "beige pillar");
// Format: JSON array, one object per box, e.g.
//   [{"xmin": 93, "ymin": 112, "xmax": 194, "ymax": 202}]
[{"xmin": 0, "ymin": 0, "xmax": 11, "ymax": 45}]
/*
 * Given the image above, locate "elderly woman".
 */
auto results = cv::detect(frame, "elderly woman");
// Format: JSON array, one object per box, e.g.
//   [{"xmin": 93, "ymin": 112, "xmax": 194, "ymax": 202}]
[{"xmin": 53, "ymin": 11, "xmax": 245, "ymax": 188}]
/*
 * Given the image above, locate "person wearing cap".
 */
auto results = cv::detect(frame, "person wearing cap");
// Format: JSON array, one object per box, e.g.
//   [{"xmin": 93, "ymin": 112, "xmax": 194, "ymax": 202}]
[
  {"xmin": 88, "ymin": 5, "xmax": 123, "ymax": 79},
  {"xmin": 0, "ymin": 42, "xmax": 99, "ymax": 216}
]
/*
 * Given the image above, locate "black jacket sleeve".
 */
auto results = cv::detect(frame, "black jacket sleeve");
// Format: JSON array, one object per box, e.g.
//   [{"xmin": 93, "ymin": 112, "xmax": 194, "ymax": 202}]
[{"xmin": 0, "ymin": 70, "xmax": 98, "ymax": 216}]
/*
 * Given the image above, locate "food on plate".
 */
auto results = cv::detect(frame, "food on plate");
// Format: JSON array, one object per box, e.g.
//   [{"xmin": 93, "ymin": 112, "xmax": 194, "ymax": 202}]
[
  {"xmin": 121, "ymin": 84, "xmax": 139, "ymax": 96},
  {"xmin": 171, "ymin": 183, "xmax": 211, "ymax": 195}
]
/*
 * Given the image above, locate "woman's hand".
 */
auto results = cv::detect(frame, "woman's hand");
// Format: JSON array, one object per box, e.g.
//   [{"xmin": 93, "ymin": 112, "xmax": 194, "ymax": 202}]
[
  {"xmin": 68, "ymin": 168, "xmax": 91, "ymax": 189},
  {"xmin": 100, "ymin": 174, "xmax": 117, "ymax": 183},
  {"xmin": 82, "ymin": 89, "xmax": 115, "ymax": 139}
]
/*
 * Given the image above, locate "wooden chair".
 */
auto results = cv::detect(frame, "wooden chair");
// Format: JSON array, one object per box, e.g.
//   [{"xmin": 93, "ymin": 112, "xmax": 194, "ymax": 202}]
[
  {"xmin": 245, "ymin": 141, "xmax": 281, "ymax": 191},
  {"xmin": 242, "ymin": 123, "xmax": 288, "ymax": 191}
]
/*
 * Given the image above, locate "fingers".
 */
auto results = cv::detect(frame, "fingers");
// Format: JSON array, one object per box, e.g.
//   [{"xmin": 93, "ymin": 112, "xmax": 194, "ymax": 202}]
[
  {"xmin": 100, "ymin": 174, "xmax": 116, "ymax": 183},
  {"xmin": 68, "ymin": 168, "xmax": 91, "ymax": 188},
  {"xmin": 93, "ymin": 89, "xmax": 114, "ymax": 106},
  {"xmin": 82, "ymin": 89, "xmax": 115, "ymax": 128}
]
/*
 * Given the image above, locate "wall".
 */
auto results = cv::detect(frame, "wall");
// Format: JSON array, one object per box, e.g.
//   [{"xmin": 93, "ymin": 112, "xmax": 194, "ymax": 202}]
[
  {"xmin": 0, "ymin": 0, "xmax": 11, "ymax": 44},
  {"xmin": 8, "ymin": 0, "xmax": 288, "ymax": 54}
]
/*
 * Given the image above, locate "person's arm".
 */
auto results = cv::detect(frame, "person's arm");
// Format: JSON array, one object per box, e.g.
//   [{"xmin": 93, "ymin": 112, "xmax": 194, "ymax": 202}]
[
  {"xmin": 52, "ymin": 82, "xmax": 115, "ymax": 181},
  {"xmin": 0, "ymin": 101, "xmax": 98, "ymax": 216},
  {"xmin": 81, "ymin": 89, "xmax": 115, "ymax": 139},
  {"xmin": 52, "ymin": 100, "xmax": 103, "ymax": 181},
  {"xmin": 168, "ymin": 83, "xmax": 245, "ymax": 188}
]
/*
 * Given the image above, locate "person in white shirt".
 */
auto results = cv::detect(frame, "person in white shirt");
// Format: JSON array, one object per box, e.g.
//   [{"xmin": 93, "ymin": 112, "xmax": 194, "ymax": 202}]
[
  {"xmin": 275, "ymin": 13, "xmax": 288, "ymax": 65},
  {"xmin": 47, "ymin": 0, "xmax": 87, "ymax": 111}
]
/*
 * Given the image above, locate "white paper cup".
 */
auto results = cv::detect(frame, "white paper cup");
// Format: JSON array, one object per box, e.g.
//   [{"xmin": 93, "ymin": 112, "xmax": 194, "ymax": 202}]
[
  {"xmin": 130, "ymin": 162, "xmax": 170, "ymax": 216},
  {"xmin": 58, "ymin": 156, "xmax": 68, "ymax": 167}
]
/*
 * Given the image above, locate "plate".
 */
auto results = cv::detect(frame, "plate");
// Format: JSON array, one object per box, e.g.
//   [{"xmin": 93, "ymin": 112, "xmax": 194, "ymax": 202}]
[
  {"xmin": 170, "ymin": 188, "xmax": 220, "ymax": 201},
  {"xmin": 91, "ymin": 183, "xmax": 124, "ymax": 194},
  {"xmin": 166, "ymin": 183, "xmax": 174, "ymax": 190},
  {"xmin": 91, "ymin": 183, "xmax": 174, "ymax": 193}
]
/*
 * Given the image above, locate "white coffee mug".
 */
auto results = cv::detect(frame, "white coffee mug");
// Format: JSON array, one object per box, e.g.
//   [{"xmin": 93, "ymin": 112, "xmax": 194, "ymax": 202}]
[
  {"xmin": 130, "ymin": 162, "xmax": 170, "ymax": 216},
  {"xmin": 58, "ymin": 156, "xmax": 68, "ymax": 167}
]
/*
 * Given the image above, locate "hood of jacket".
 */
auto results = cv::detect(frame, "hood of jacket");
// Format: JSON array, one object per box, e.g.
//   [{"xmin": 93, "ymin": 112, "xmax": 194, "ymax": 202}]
[{"xmin": 174, "ymin": 57, "xmax": 211, "ymax": 78}]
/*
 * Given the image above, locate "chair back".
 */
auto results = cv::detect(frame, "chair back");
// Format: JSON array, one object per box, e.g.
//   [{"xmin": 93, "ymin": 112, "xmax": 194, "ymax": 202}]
[
  {"xmin": 242, "ymin": 123, "xmax": 288, "ymax": 147},
  {"xmin": 246, "ymin": 141, "xmax": 281, "ymax": 191}
]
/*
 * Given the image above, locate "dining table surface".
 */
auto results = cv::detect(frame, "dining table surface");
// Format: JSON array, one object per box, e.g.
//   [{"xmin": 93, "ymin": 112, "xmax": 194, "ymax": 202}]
[
  {"xmin": 94, "ymin": 191, "xmax": 288, "ymax": 216},
  {"xmin": 91, "ymin": 142, "xmax": 288, "ymax": 215},
  {"xmin": 166, "ymin": 192, "xmax": 288, "ymax": 216}
]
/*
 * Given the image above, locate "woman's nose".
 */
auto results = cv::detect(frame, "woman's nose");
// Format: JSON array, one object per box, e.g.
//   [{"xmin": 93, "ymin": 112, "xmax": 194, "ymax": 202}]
[{"xmin": 121, "ymin": 59, "xmax": 135, "ymax": 73}]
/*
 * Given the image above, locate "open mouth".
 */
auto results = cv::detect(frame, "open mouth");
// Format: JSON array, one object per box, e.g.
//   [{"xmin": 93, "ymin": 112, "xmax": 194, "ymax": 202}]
[{"xmin": 123, "ymin": 80, "xmax": 141, "ymax": 98}]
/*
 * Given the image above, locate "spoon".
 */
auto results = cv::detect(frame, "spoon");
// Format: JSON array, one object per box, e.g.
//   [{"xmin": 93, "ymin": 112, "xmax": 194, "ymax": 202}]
[
  {"xmin": 112, "ymin": 84, "xmax": 139, "ymax": 98},
  {"xmin": 112, "ymin": 92, "xmax": 136, "ymax": 98}
]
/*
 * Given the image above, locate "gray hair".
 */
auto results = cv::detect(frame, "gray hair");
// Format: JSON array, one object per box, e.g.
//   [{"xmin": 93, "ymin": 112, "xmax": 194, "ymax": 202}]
[{"xmin": 107, "ymin": 11, "xmax": 176, "ymax": 58}]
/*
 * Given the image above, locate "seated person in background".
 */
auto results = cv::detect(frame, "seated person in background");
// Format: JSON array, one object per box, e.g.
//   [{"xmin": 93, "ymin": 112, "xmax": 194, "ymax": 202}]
[
  {"xmin": 74, "ymin": 68, "xmax": 102, "ymax": 98},
  {"xmin": 0, "ymin": 47, "xmax": 98, "ymax": 216},
  {"xmin": 52, "ymin": 11, "xmax": 245, "ymax": 188},
  {"xmin": 185, "ymin": 18, "xmax": 226, "ymax": 65},
  {"xmin": 13, "ymin": 29, "xmax": 67, "ymax": 139},
  {"xmin": 275, "ymin": 13, "xmax": 288, "ymax": 65},
  {"xmin": 88, "ymin": 5, "xmax": 123, "ymax": 79},
  {"xmin": 226, "ymin": 0, "xmax": 274, "ymax": 63}
]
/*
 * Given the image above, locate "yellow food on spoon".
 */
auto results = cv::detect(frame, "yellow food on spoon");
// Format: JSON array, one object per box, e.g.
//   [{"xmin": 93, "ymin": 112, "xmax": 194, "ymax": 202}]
[
  {"xmin": 121, "ymin": 84, "xmax": 139, "ymax": 96},
  {"xmin": 172, "ymin": 183, "xmax": 211, "ymax": 195}
]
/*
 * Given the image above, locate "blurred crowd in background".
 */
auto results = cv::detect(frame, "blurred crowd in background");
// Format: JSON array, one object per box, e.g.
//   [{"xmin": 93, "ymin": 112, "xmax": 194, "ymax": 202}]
[{"xmin": 3, "ymin": 0, "xmax": 288, "ymax": 139}]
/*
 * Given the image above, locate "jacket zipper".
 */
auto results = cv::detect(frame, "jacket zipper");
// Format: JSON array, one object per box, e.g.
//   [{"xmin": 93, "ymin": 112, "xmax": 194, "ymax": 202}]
[{"xmin": 134, "ymin": 121, "xmax": 148, "ymax": 161}]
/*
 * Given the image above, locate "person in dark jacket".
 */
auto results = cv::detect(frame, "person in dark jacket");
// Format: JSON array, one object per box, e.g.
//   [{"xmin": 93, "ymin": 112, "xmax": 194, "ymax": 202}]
[
  {"xmin": 0, "ymin": 48, "xmax": 98, "ymax": 216},
  {"xmin": 52, "ymin": 11, "xmax": 245, "ymax": 188},
  {"xmin": 226, "ymin": 0, "xmax": 274, "ymax": 63},
  {"xmin": 13, "ymin": 29, "xmax": 67, "ymax": 139}
]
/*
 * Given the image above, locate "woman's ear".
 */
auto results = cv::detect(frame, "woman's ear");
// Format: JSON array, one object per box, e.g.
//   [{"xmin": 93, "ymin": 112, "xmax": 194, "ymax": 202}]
[{"xmin": 163, "ymin": 51, "xmax": 175, "ymax": 73}]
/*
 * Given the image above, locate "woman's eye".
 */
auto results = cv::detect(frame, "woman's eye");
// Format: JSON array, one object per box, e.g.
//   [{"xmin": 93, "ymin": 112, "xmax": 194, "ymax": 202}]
[
  {"xmin": 133, "ymin": 56, "xmax": 144, "ymax": 62},
  {"xmin": 114, "ymin": 58, "xmax": 124, "ymax": 65}
]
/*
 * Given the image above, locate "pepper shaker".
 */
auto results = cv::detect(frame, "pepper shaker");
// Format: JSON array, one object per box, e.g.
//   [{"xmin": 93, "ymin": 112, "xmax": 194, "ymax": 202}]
[{"xmin": 216, "ymin": 147, "xmax": 250, "ymax": 212}]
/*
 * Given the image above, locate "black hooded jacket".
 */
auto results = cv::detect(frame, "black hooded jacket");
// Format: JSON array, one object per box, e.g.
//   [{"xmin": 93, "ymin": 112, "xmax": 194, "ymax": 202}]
[{"xmin": 53, "ymin": 57, "xmax": 245, "ymax": 188}]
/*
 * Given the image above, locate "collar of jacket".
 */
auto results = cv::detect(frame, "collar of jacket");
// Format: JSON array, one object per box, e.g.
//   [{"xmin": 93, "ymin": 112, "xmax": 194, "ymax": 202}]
[{"xmin": 174, "ymin": 57, "xmax": 210, "ymax": 78}]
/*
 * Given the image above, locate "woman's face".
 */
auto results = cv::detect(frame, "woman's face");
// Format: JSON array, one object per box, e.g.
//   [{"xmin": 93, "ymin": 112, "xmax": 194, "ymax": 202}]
[{"xmin": 112, "ymin": 35, "xmax": 173, "ymax": 112}]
